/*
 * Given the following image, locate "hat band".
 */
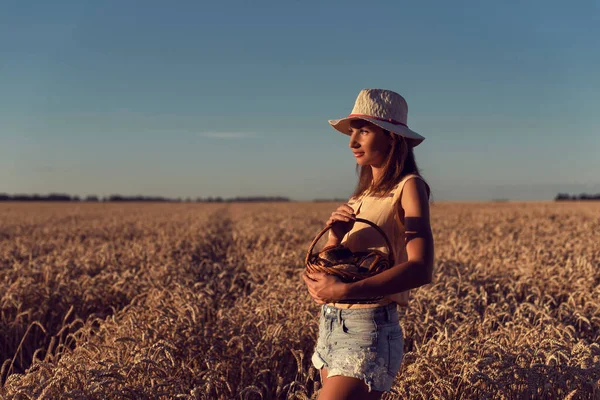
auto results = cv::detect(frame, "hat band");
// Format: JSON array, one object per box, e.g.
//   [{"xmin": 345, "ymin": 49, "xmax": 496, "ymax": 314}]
[{"xmin": 347, "ymin": 113, "xmax": 408, "ymax": 128}]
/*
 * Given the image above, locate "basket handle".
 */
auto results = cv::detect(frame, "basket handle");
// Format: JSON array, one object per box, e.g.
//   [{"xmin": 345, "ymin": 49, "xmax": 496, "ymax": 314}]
[{"xmin": 305, "ymin": 218, "xmax": 395, "ymax": 267}]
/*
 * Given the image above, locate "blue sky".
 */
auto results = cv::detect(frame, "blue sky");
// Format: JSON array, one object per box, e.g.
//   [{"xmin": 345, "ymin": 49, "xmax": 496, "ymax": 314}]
[{"xmin": 2, "ymin": 0, "xmax": 599, "ymax": 201}]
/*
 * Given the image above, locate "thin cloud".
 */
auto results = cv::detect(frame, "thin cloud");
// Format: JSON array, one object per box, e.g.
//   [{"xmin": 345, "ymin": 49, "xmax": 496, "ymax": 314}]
[{"xmin": 198, "ymin": 132, "xmax": 259, "ymax": 139}]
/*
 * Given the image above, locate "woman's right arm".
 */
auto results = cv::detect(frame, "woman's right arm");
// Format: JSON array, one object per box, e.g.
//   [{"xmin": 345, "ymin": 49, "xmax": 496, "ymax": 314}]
[
  {"xmin": 324, "ymin": 202, "xmax": 356, "ymax": 247},
  {"xmin": 324, "ymin": 234, "xmax": 342, "ymax": 248}
]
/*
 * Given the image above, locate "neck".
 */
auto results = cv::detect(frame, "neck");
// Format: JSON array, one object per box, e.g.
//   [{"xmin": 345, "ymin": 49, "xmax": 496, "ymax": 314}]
[{"xmin": 370, "ymin": 165, "xmax": 384, "ymax": 185}]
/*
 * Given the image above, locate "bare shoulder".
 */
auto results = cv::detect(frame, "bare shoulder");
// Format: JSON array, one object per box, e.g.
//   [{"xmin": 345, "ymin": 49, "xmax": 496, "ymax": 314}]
[
  {"xmin": 398, "ymin": 177, "xmax": 434, "ymax": 272},
  {"xmin": 400, "ymin": 177, "xmax": 431, "ymax": 220}
]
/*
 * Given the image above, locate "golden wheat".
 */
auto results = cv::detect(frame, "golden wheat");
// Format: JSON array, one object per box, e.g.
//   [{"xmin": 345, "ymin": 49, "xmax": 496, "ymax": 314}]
[{"xmin": 0, "ymin": 201, "xmax": 599, "ymax": 399}]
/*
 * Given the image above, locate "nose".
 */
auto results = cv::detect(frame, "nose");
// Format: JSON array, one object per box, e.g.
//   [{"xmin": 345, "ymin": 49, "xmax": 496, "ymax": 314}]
[{"xmin": 348, "ymin": 131, "xmax": 360, "ymax": 149}]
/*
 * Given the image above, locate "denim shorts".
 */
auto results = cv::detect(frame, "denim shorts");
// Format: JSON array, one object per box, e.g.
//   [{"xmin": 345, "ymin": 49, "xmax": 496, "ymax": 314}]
[{"xmin": 310, "ymin": 302, "xmax": 404, "ymax": 393}]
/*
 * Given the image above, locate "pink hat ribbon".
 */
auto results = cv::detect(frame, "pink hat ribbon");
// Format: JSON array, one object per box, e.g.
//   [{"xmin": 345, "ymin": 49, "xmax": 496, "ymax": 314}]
[{"xmin": 347, "ymin": 113, "xmax": 408, "ymax": 128}]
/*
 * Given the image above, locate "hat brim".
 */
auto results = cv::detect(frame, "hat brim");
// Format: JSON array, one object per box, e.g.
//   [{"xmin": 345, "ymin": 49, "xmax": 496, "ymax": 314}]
[{"xmin": 328, "ymin": 116, "xmax": 425, "ymax": 147}]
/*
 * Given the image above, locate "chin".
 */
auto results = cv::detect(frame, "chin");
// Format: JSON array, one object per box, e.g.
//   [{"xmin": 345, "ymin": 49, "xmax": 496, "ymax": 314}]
[{"xmin": 354, "ymin": 156, "xmax": 368, "ymax": 165}]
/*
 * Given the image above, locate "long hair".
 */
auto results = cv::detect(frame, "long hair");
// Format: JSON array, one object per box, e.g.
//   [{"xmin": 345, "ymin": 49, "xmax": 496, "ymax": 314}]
[{"xmin": 350, "ymin": 120, "xmax": 431, "ymax": 201}]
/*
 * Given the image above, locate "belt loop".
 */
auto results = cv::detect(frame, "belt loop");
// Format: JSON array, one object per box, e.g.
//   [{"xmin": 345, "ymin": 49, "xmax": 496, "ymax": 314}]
[{"xmin": 337, "ymin": 308, "xmax": 342, "ymax": 325}]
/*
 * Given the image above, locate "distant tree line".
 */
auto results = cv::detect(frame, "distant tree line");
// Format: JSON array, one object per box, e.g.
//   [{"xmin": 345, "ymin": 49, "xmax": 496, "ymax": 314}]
[
  {"xmin": 312, "ymin": 198, "xmax": 351, "ymax": 202},
  {"xmin": 0, "ymin": 193, "xmax": 291, "ymax": 202},
  {"xmin": 555, "ymin": 193, "xmax": 600, "ymax": 201},
  {"xmin": 4, "ymin": 192, "xmax": 598, "ymax": 202}
]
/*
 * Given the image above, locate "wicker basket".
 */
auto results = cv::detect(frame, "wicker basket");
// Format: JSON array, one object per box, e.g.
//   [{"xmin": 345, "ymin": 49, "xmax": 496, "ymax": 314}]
[{"xmin": 305, "ymin": 218, "xmax": 395, "ymax": 284}]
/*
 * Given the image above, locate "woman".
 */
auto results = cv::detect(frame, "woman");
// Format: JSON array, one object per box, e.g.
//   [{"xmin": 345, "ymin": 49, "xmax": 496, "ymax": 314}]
[{"xmin": 302, "ymin": 88, "xmax": 435, "ymax": 399}]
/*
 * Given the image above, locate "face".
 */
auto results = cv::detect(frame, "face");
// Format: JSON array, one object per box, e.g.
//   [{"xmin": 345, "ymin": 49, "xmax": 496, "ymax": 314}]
[{"xmin": 347, "ymin": 120, "xmax": 392, "ymax": 167}]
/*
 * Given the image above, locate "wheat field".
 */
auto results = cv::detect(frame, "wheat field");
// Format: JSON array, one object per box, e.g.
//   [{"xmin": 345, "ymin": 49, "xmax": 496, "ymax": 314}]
[{"xmin": 0, "ymin": 201, "xmax": 599, "ymax": 399}]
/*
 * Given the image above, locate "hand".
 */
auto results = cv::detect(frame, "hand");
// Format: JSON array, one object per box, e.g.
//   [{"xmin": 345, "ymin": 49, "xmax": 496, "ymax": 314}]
[
  {"xmin": 327, "ymin": 203, "xmax": 356, "ymax": 241},
  {"xmin": 302, "ymin": 271, "xmax": 347, "ymax": 304}
]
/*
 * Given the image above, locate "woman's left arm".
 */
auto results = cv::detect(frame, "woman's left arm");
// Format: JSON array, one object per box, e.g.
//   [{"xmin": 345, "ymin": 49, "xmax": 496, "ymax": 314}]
[{"xmin": 343, "ymin": 178, "xmax": 434, "ymax": 298}]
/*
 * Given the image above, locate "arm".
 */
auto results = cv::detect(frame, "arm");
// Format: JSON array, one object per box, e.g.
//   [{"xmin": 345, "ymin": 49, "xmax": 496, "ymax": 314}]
[
  {"xmin": 325, "ymin": 230, "xmax": 342, "ymax": 248},
  {"xmin": 343, "ymin": 178, "xmax": 434, "ymax": 298},
  {"xmin": 323, "ymin": 197, "xmax": 359, "ymax": 249}
]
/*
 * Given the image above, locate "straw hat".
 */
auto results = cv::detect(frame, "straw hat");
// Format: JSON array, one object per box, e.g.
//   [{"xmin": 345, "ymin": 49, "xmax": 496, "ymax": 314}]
[{"xmin": 328, "ymin": 88, "xmax": 425, "ymax": 147}]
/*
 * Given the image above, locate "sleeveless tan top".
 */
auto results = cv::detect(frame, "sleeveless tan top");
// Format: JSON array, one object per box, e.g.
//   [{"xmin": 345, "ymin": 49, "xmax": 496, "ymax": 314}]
[{"xmin": 329, "ymin": 174, "xmax": 431, "ymax": 308}]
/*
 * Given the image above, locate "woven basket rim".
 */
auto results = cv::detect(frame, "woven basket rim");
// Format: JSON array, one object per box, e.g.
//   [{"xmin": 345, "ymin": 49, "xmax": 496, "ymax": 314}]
[{"xmin": 304, "ymin": 217, "xmax": 395, "ymax": 267}]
